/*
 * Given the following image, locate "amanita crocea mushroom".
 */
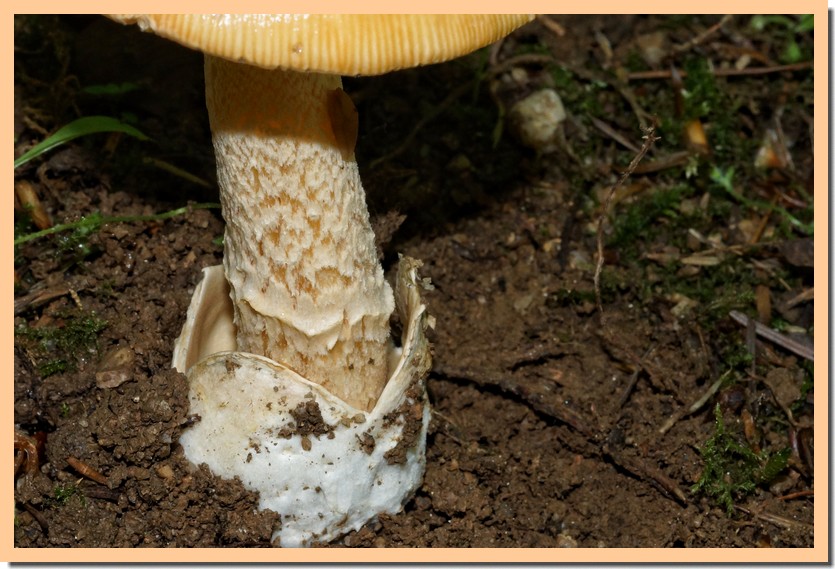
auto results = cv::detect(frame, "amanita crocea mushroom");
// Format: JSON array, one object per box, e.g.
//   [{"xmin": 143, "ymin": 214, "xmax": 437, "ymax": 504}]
[{"xmin": 107, "ymin": 14, "xmax": 533, "ymax": 547}]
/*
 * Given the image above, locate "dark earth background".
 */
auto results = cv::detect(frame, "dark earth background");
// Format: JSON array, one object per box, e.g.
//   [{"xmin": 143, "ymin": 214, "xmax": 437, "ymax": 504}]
[{"xmin": 14, "ymin": 15, "xmax": 815, "ymax": 548}]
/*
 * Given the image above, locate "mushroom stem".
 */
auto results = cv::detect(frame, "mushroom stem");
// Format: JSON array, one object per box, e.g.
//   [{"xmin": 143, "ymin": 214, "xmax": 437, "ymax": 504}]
[{"xmin": 205, "ymin": 56, "xmax": 393, "ymax": 412}]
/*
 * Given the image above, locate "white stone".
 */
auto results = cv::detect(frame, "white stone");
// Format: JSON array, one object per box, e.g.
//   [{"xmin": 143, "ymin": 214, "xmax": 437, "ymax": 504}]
[{"xmin": 509, "ymin": 88, "xmax": 566, "ymax": 152}]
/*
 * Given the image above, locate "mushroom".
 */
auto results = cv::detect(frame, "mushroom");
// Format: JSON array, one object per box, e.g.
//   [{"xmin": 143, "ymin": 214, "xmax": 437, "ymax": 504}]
[{"xmin": 107, "ymin": 14, "xmax": 533, "ymax": 547}]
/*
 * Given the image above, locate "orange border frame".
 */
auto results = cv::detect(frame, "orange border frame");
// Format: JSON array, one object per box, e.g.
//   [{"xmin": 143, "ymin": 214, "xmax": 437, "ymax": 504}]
[{"xmin": 5, "ymin": 2, "xmax": 828, "ymax": 563}]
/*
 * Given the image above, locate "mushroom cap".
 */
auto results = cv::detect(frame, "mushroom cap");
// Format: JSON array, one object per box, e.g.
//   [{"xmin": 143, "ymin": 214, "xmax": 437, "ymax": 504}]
[{"xmin": 107, "ymin": 14, "xmax": 533, "ymax": 76}]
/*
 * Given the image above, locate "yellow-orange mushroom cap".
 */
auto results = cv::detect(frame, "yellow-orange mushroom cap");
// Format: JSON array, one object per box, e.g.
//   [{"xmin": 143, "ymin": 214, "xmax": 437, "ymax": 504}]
[{"xmin": 107, "ymin": 14, "xmax": 533, "ymax": 75}]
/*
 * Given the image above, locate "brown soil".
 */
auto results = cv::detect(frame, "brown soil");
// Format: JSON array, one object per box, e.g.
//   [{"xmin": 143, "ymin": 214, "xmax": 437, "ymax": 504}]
[{"xmin": 14, "ymin": 15, "xmax": 815, "ymax": 548}]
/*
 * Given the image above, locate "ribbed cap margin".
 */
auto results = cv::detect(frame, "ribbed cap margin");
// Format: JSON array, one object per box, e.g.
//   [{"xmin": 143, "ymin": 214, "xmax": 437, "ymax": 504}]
[{"xmin": 107, "ymin": 14, "xmax": 533, "ymax": 76}]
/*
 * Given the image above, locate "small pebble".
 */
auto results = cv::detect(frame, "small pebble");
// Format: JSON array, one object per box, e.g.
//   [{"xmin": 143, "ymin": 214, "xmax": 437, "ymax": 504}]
[
  {"xmin": 509, "ymin": 89, "xmax": 566, "ymax": 152},
  {"xmin": 555, "ymin": 533, "xmax": 578, "ymax": 547},
  {"xmin": 156, "ymin": 464, "xmax": 175, "ymax": 480}
]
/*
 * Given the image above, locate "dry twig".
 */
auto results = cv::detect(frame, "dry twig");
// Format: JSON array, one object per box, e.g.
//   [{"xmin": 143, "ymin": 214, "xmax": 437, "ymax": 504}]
[
  {"xmin": 671, "ymin": 15, "xmax": 734, "ymax": 56},
  {"xmin": 776, "ymin": 490, "xmax": 814, "ymax": 502},
  {"xmin": 658, "ymin": 371, "xmax": 730, "ymax": 436},
  {"xmin": 80, "ymin": 485, "xmax": 122, "ymax": 502},
  {"xmin": 536, "ymin": 14, "xmax": 566, "ymax": 37},
  {"xmin": 785, "ymin": 288, "xmax": 814, "ymax": 309},
  {"xmin": 21, "ymin": 502, "xmax": 49, "ymax": 534},
  {"xmin": 603, "ymin": 445, "xmax": 689, "ymax": 505},
  {"xmin": 434, "ymin": 363, "xmax": 593, "ymax": 436},
  {"xmin": 434, "ymin": 361, "xmax": 691, "ymax": 507},
  {"xmin": 734, "ymin": 504, "xmax": 814, "ymax": 531},
  {"xmin": 485, "ymin": 53, "xmax": 554, "ymax": 80},
  {"xmin": 589, "ymin": 116, "xmax": 642, "ymax": 154},
  {"xmin": 626, "ymin": 61, "xmax": 812, "ymax": 81},
  {"xmin": 594, "ymin": 119, "xmax": 660, "ymax": 315},
  {"xmin": 66, "ymin": 456, "xmax": 109, "ymax": 486},
  {"xmin": 729, "ymin": 310, "xmax": 814, "ymax": 361},
  {"xmin": 614, "ymin": 346, "xmax": 657, "ymax": 414}
]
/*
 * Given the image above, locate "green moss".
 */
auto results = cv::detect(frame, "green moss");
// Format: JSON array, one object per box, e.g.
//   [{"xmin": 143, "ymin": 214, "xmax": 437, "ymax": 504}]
[
  {"xmin": 49, "ymin": 483, "xmax": 85, "ymax": 508},
  {"xmin": 623, "ymin": 49, "xmax": 648, "ymax": 73},
  {"xmin": 38, "ymin": 359, "xmax": 70, "ymax": 378},
  {"xmin": 602, "ymin": 172, "xmax": 791, "ymax": 326},
  {"xmin": 692, "ymin": 404, "xmax": 791, "ymax": 514},
  {"xmin": 608, "ymin": 184, "xmax": 695, "ymax": 256},
  {"xmin": 681, "ymin": 58, "xmax": 723, "ymax": 121},
  {"xmin": 549, "ymin": 65, "xmax": 574, "ymax": 91},
  {"xmin": 701, "ymin": 274, "xmax": 756, "ymax": 316},
  {"xmin": 680, "ymin": 59, "xmax": 747, "ymax": 164},
  {"xmin": 548, "ymin": 65, "xmax": 607, "ymax": 118},
  {"xmin": 15, "ymin": 310, "xmax": 107, "ymax": 378},
  {"xmin": 715, "ymin": 334, "xmax": 755, "ymax": 373},
  {"xmin": 52, "ymin": 483, "xmax": 77, "ymax": 504},
  {"xmin": 96, "ymin": 279, "xmax": 118, "ymax": 299}
]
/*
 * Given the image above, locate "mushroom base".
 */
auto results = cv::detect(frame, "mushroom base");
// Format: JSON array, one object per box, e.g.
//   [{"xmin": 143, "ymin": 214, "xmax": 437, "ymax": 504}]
[{"xmin": 172, "ymin": 257, "xmax": 432, "ymax": 547}]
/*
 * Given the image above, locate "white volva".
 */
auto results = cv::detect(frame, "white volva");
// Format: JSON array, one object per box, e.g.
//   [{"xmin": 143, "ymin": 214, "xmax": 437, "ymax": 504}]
[{"xmin": 173, "ymin": 259, "xmax": 431, "ymax": 547}]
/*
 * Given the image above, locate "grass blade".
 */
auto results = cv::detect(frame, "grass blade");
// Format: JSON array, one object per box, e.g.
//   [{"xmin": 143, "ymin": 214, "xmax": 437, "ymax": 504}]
[{"xmin": 14, "ymin": 116, "xmax": 150, "ymax": 169}]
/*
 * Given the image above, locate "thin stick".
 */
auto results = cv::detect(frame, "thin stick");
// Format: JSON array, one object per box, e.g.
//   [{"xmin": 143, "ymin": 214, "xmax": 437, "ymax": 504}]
[
  {"xmin": 485, "ymin": 53, "xmax": 555, "ymax": 80},
  {"xmin": 142, "ymin": 156, "xmax": 212, "ymax": 188},
  {"xmin": 657, "ymin": 410, "xmax": 686, "ymax": 436},
  {"xmin": 434, "ymin": 364, "xmax": 691, "ymax": 507},
  {"xmin": 434, "ymin": 363, "xmax": 593, "ymax": 436},
  {"xmin": 536, "ymin": 14, "xmax": 566, "ymax": 37},
  {"xmin": 658, "ymin": 370, "xmax": 730, "ymax": 436},
  {"xmin": 604, "ymin": 445, "xmax": 689, "ymax": 505},
  {"xmin": 594, "ymin": 119, "xmax": 660, "ymax": 314},
  {"xmin": 615, "ymin": 346, "xmax": 657, "ymax": 412},
  {"xmin": 626, "ymin": 61, "xmax": 812, "ymax": 81},
  {"xmin": 749, "ymin": 198, "xmax": 776, "ymax": 244},
  {"xmin": 66, "ymin": 456, "xmax": 109, "ymax": 486},
  {"xmin": 734, "ymin": 505, "xmax": 813, "ymax": 531},
  {"xmin": 785, "ymin": 287, "xmax": 814, "ymax": 308},
  {"xmin": 729, "ymin": 310, "xmax": 814, "ymax": 361},
  {"xmin": 590, "ymin": 116, "xmax": 642, "ymax": 154},
  {"xmin": 80, "ymin": 485, "xmax": 122, "ymax": 502},
  {"xmin": 687, "ymin": 372, "xmax": 730, "ymax": 415},
  {"xmin": 671, "ymin": 15, "xmax": 734, "ymax": 56},
  {"xmin": 21, "ymin": 502, "xmax": 49, "ymax": 534},
  {"xmin": 616, "ymin": 368, "xmax": 643, "ymax": 411},
  {"xmin": 776, "ymin": 490, "xmax": 814, "ymax": 501}
]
